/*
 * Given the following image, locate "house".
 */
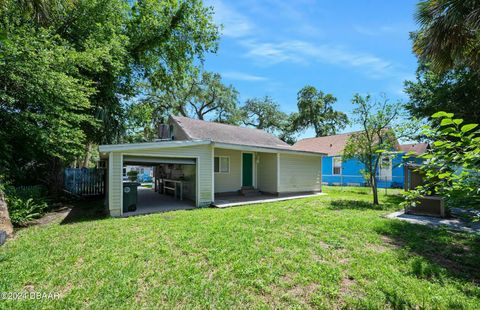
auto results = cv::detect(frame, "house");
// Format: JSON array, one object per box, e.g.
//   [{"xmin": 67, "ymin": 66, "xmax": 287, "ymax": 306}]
[
  {"xmin": 99, "ymin": 116, "xmax": 325, "ymax": 216},
  {"xmin": 293, "ymin": 132, "xmax": 428, "ymax": 188}
]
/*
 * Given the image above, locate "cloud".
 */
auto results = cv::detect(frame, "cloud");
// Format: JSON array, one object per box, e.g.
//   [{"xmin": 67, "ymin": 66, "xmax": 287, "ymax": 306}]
[
  {"xmin": 222, "ymin": 71, "xmax": 267, "ymax": 81},
  {"xmin": 241, "ymin": 39, "xmax": 396, "ymax": 78},
  {"xmin": 207, "ymin": 0, "xmax": 254, "ymax": 38}
]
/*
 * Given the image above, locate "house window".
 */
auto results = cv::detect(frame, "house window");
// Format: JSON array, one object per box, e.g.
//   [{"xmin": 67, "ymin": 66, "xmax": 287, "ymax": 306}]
[
  {"xmin": 333, "ymin": 157, "xmax": 342, "ymax": 175},
  {"xmin": 379, "ymin": 156, "xmax": 392, "ymax": 181},
  {"xmin": 214, "ymin": 156, "xmax": 230, "ymax": 173}
]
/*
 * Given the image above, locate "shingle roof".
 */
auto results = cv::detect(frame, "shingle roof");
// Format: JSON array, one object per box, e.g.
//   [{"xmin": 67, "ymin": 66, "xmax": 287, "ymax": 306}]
[
  {"xmin": 294, "ymin": 132, "xmax": 428, "ymax": 156},
  {"xmin": 398, "ymin": 143, "xmax": 429, "ymax": 155},
  {"xmin": 293, "ymin": 132, "xmax": 356, "ymax": 156},
  {"xmin": 171, "ymin": 115, "xmax": 291, "ymax": 149}
]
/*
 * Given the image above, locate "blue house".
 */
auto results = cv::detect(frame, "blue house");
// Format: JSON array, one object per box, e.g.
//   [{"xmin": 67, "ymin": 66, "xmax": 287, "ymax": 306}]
[{"xmin": 294, "ymin": 132, "xmax": 428, "ymax": 188}]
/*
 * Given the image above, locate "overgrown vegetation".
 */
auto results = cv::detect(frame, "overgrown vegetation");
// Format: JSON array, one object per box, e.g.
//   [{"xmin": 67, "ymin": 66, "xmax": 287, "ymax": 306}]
[
  {"xmin": 403, "ymin": 112, "xmax": 480, "ymax": 211},
  {"xmin": 1, "ymin": 187, "xmax": 479, "ymax": 308},
  {"xmin": 2, "ymin": 185, "xmax": 49, "ymax": 226}
]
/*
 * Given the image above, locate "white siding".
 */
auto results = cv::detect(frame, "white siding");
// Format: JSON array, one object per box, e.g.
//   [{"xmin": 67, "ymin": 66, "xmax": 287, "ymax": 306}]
[
  {"xmin": 278, "ymin": 154, "xmax": 322, "ymax": 193},
  {"xmin": 213, "ymin": 148, "xmax": 241, "ymax": 193},
  {"xmin": 109, "ymin": 152, "xmax": 123, "ymax": 217},
  {"xmin": 107, "ymin": 144, "xmax": 213, "ymax": 216},
  {"xmin": 257, "ymin": 152, "xmax": 278, "ymax": 194}
]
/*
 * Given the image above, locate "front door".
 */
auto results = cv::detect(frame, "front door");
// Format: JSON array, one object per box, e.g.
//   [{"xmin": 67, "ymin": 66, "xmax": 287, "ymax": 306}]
[{"xmin": 242, "ymin": 153, "xmax": 253, "ymax": 187}]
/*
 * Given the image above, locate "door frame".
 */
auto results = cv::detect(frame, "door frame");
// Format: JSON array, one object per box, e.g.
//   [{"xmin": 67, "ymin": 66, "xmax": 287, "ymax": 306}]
[{"xmin": 240, "ymin": 152, "xmax": 255, "ymax": 188}]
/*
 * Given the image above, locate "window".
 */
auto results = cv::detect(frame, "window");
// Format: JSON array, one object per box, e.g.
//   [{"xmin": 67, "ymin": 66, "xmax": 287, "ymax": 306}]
[
  {"xmin": 214, "ymin": 156, "xmax": 230, "ymax": 173},
  {"xmin": 379, "ymin": 156, "xmax": 392, "ymax": 181},
  {"xmin": 333, "ymin": 157, "xmax": 342, "ymax": 175}
]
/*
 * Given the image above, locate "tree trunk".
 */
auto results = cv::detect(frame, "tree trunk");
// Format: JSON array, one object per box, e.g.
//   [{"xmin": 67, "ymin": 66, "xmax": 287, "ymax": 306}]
[
  {"xmin": 82, "ymin": 142, "xmax": 93, "ymax": 168},
  {"xmin": 0, "ymin": 190, "xmax": 14, "ymax": 238},
  {"xmin": 371, "ymin": 175, "xmax": 379, "ymax": 205}
]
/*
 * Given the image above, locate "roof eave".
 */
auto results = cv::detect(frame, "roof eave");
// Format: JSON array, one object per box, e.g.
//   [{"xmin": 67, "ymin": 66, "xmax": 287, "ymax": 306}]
[{"xmin": 98, "ymin": 139, "xmax": 211, "ymax": 153}]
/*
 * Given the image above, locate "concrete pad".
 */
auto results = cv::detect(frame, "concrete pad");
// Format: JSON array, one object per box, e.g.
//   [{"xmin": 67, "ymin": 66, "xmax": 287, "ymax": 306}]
[{"xmin": 385, "ymin": 210, "xmax": 480, "ymax": 234}]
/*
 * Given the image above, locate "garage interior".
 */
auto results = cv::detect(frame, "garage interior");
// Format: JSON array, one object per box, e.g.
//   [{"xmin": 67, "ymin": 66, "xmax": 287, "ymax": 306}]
[{"xmin": 122, "ymin": 155, "xmax": 197, "ymax": 216}]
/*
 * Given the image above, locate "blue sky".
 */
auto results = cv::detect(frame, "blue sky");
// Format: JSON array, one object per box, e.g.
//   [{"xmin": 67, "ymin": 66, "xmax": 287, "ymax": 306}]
[{"xmin": 203, "ymin": 0, "xmax": 419, "ymax": 138}]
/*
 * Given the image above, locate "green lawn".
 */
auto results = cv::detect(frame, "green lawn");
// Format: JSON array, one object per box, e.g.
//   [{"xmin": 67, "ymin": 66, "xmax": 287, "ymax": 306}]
[{"xmin": 1, "ymin": 187, "xmax": 479, "ymax": 309}]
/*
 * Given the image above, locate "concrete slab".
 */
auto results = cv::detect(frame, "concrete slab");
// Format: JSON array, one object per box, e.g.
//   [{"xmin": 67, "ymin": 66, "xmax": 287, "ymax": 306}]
[
  {"xmin": 123, "ymin": 187, "xmax": 195, "ymax": 217},
  {"xmin": 385, "ymin": 210, "xmax": 480, "ymax": 234},
  {"xmin": 213, "ymin": 193, "xmax": 326, "ymax": 208}
]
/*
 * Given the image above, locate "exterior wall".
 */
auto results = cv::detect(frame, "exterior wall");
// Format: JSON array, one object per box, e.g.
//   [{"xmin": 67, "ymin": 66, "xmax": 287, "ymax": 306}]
[
  {"xmin": 213, "ymin": 148, "xmax": 242, "ymax": 193},
  {"xmin": 107, "ymin": 144, "xmax": 213, "ymax": 216},
  {"xmin": 169, "ymin": 119, "xmax": 190, "ymax": 141},
  {"xmin": 108, "ymin": 152, "xmax": 123, "ymax": 217},
  {"xmin": 257, "ymin": 152, "xmax": 278, "ymax": 194},
  {"xmin": 322, "ymin": 152, "xmax": 421, "ymax": 188},
  {"xmin": 278, "ymin": 154, "xmax": 322, "ymax": 193}
]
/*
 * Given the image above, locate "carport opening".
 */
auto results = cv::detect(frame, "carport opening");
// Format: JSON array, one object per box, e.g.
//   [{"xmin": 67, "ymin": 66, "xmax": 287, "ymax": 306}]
[{"xmin": 122, "ymin": 156, "xmax": 197, "ymax": 215}]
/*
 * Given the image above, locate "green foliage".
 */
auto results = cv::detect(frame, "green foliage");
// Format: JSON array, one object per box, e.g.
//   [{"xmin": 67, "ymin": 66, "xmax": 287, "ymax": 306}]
[
  {"xmin": 413, "ymin": 0, "xmax": 480, "ymax": 72},
  {"xmin": 343, "ymin": 94, "xmax": 402, "ymax": 204},
  {"xmin": 127, "ymin": 170, "xmax": 139, "ymax": 182},
  {"xmin": 3, "ymin": 185, "xmax": 48, "ymax": 226},
  {"xmin": 295, "ymin": 86, "xmax": 348, "ymax": 137},
  {"xmin": 403, "ymin": 112, "xmax": 480, "ymax": 210},
  {"xmin": 404, "ymin": 64, "xmax": 480, "ymax": 125},
  {"xmin": 0, "ymin": 0, "xmax": 220, "ymax": 187}
]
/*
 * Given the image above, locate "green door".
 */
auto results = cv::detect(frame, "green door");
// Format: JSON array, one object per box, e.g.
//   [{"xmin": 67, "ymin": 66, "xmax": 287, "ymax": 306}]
[{"xmin": 242, "ymin": 153, "xmax": 253, "ymax": 187}]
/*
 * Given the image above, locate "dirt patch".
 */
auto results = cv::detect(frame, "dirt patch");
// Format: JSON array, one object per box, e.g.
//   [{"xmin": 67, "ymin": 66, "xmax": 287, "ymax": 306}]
[
  {"xmin": 339, "ymin": 276, "xmax": 355, "ymax": 296},
  {"xmin": 380, "ymin": 235, "xmax": 404, "ymax": 249}
]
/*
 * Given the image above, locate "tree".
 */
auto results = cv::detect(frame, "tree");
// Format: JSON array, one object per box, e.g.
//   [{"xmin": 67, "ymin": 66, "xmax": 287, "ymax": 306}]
[
  {"xmin": 403, "ymin": 112, "xmax": 480, "ymax": 210},
  {"xmin": 144, "ymin": 71, "xmax": 240, "ymax": 125},
  {"xmin": 413, "ymin": 0, "xmax": 480, "ymax": 72},
  {"xmin": 295, "ymin": 86, "xmax": 348, "ymax": 137},
  {"xmin": 343, "ymin": 94, "xmax": 402, "ymax": 205},
  {"xmin": 405, "ymin": 63, "xmax": 480, "ymax": 125},
  {"xmin": 0, "ymin": 0, "xmax": 220, "ymax": 190},
  {"xmin": 241, "ymin": 97, "xmax": 288, "ymax": 132}
]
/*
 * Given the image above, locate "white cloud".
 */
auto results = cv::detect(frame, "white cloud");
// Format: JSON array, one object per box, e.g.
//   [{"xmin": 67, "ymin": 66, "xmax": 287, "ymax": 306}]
[
  {"xmin": 241, "ymin": 39, "xmax": 396, "ymax": 78},
  {"xmin": 207, "ymin": 0, "xmax": 254, "ymax": 38},
  {"xmin": 222, "ymin": 71, "xmax": 267, "ymax": 81}
]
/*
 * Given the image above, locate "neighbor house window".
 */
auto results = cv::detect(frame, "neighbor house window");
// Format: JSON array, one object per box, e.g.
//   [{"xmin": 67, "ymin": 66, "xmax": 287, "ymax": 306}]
[
  {"xmin": 333, "ymin": 157, "xmax": 342, "ymax": 175},
  {"xmin": 379, "ymin": 156, "xmax": 392, "ymax": 181},
  {"xmin": 214, "ymin": 156, "xmax": 230, "ymax": 173}
]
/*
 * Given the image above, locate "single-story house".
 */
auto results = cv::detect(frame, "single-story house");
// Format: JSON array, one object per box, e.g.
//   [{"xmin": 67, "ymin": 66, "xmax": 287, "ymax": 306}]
[
  {"xmin": 99, "ymin": 116, "xmax": 325, "ymax": 216},
  {"xmin": 293, "ymin": 132, "xmax": 428, "ymax": 188}
]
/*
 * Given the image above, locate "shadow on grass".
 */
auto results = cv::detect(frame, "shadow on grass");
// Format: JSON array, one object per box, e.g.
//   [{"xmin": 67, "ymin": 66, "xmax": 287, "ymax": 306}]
[
  {"xmin": 327, "ymin": 194, "xmax": 404, "ymax": 211},
  {"xmin": 60, "ymin": 198, "xmax": 108, "ymax": 225},
  {"xmin": 377, "ymin": 220, "xmax": 480, "ymax": 284}
]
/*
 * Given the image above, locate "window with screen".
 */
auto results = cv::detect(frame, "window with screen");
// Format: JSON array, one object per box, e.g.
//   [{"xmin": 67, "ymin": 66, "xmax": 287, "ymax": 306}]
[
  {"xmin": 214, "ymin": 156, "xmax": 230, "ymax": 173},
  {"xmin": 333, "ymin": 157, "xmax": 342, "ymax": 175}
]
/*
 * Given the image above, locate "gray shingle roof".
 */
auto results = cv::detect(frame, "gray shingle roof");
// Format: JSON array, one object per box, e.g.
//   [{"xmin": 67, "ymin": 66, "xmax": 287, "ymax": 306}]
[{"xmin": 171, "ymin": 116, "xmax": 291, "ymax": 149}]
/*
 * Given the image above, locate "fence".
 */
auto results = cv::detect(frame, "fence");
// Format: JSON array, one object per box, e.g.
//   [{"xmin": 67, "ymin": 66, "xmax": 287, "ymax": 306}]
[{"xmin": 64, "ymin": 168, "xmax": 106, "ymax": 197}]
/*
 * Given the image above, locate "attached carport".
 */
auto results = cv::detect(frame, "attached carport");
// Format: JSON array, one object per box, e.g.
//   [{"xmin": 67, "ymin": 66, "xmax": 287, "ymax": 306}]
[{"xmin": 99, "ymin": 140, "xmax": 214, "ymax": 217}]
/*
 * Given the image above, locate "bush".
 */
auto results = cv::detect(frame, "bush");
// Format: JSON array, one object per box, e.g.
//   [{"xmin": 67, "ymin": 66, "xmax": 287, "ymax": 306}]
[
  {"xmin": 6, "ymin": 197, "xmax": 48, "ymax": 226},
  {"xmin": 127, "ymin": 170, "xmax": 139, "ymax": 182},
  {"xmin": 3, "ymin": 185, "xmax": 48, "ymax": 226}
]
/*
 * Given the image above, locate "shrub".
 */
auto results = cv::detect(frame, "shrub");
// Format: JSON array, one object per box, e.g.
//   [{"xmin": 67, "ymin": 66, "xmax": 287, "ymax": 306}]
[
  {"xmin": 402, "ymin": 112, "xmax": 480, "ymax": 212},
  {"xmin": 3, "ymin": 185, "xmax": 48, "ymax": 226},
  {"xmin": 6, "ymin": 197, "xmax": 48, "ymax": 226},
  {"xmin": 127, "ymin": 170, "xmax": 139, "ymax": 182}
]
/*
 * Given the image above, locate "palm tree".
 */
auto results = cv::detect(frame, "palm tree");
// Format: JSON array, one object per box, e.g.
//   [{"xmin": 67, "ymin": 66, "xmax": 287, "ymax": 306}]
[{"xmin": 413, "ymin": 0, "xmax": 480, "ymax": 72}]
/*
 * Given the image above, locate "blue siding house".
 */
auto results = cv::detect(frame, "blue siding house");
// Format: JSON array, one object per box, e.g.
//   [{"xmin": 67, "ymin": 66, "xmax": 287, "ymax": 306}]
[{"xmin": 294, "ymin": 132, "xmax": 428, "ymax": 188}]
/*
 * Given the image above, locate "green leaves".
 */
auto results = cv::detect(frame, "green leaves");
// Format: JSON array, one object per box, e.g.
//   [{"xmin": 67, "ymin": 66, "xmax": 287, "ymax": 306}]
[
  {"xmin": 432, "ymin": 111, "xmax": 454, "ymax": 118},
  {"xmin": 461, "ymin": 124, "xmax": 478, "ymax": 133}
]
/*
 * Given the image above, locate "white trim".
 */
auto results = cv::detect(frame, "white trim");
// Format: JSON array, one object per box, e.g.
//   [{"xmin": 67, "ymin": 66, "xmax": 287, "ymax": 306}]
[
  {"xmin": 212, "ymin": 142, "xmax": 325, "ymax": 156},
  {"xmin": 99, "ymin": 139, "xmax": 211, "ymax": 152},
  {"xmin": 211, "ymin": 146, "xmax": 214, "ymax": 203},
  {"xmin": 120, "ymin": 153, "xmax": 123, "ymax": 216},
  {"xmin": 213, "ymin": 156, "xmax": 230, "ymax": 174},
  {"xmin": 276, "ymin": 153, "xmax": 281, "ymax": 193},
  {"xmin": 332, "ymin": 156, "xmax": 342, "ymax": 176},
  {"xmin": 108, "ymin": 152, "xmax": 113, "ymax": 215}
]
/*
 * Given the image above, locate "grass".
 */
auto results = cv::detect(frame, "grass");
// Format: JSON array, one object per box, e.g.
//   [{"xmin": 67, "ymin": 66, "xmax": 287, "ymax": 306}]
[{"xmin": 1, "ymin": 186, "xmax": 479, "ymax": 309}]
